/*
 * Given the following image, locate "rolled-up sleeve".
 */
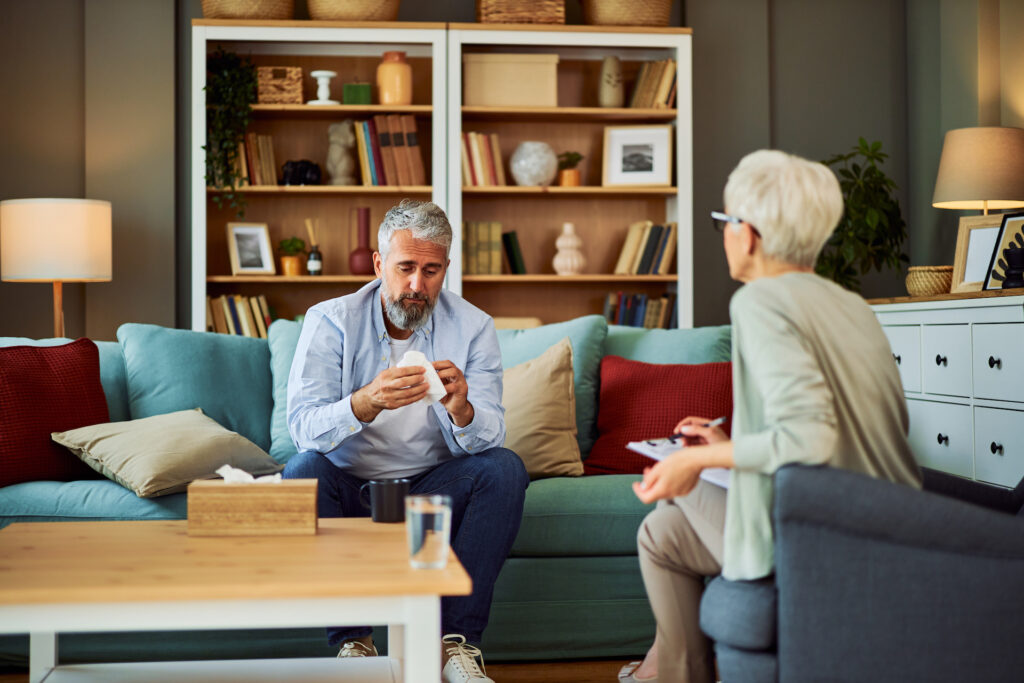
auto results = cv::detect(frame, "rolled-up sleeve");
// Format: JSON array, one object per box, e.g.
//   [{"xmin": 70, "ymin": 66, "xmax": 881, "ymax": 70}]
[{"xmin": 445, "ymin": 321, "xmax": 506, "ymax": 454}]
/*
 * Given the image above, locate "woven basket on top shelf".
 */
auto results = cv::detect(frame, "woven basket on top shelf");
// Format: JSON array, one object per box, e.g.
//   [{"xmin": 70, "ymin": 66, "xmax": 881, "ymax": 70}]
[
  {"xmin": 582, "ymin": 0, "xmax": 671, "ymax": 26},
  {"xmin": 201, "ymin": 0, "xmax": 294, "ymax": 19},
  {"xmin": 477, "ymin": 0, "xmax": 565, "ymax": 24},
  {"xmin": 905, "ymin": 265, "xmax": 953, "ymax": 297},
  {"xmin": 308, "ymin": 0, "xmax": 401, "ymax": 21}
]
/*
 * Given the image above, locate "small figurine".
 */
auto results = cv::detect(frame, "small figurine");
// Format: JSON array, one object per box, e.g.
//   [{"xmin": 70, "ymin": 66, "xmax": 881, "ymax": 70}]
[{"xmin": 326, "ymin": 120, "xmax": 358, "ymax": 186}]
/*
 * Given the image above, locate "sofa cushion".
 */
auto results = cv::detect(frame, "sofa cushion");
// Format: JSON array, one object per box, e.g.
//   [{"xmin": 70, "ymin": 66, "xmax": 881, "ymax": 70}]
[
  {"xmin": 510, "ymin": 474, "xmax": 653, "ymax": 556},
  {"xmin": 268, "ymin": 319, "xmax": 303, "ymax": 464},
  {"xmin": 700, "ymin": 575, "xmax": 778, "ymax": 650},
  {"xmin": 52, "ymin": 408, "xmax": 282, "ymax": 497},
  {"xmin": 604, "ymin": 324, "xmax": 732, "ymax": 364},
  {"xmin": 0, "ymin": 479, "xmax": 187, "ymax": 527},
  {"xmin": 117, "ymin": 323, "xmax": 273, "ymax": 452},
  {"xmin": 503, "ymin": 337, "xmax": 582, "ymax": 479},
  {"xmin": 497, "ymin": 315, "xmax": 607, "ymax": 456},
  {"xmin": 0, "ymin": 339, "xmax": 109, "ymax": 487},
  {"xmin": 585, "ymin": 356, "xmax": 733, "ymax": 475}
]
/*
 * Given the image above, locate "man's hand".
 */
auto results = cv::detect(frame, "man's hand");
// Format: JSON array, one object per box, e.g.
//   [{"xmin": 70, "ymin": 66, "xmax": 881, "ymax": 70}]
[
  {"xmin": 351, "ymin": 366, "xmax": 428, "ymax": 423},
  {"xmin": 433, "ymin": 360, "xmax": 474, "ymax": 427}
]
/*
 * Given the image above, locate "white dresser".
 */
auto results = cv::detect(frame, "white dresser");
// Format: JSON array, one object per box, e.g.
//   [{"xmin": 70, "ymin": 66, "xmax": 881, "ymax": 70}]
[{"xmin": 871, "ymin": 291, "xmax": 1024, "ymax": 489}]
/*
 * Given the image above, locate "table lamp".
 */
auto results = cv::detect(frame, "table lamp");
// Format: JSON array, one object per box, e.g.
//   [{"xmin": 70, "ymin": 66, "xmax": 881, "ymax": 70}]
[
  {"xmin": 932, "ymin": 126, "xmax": 1024, "ymax": 214},
  {"xmin": 0, "ymin": 198, "xmax": 112, "ymax": 337}
]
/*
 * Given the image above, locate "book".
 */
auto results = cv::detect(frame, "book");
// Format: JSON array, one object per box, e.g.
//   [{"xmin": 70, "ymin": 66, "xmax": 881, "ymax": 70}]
[
  {"xmin": 489, "ymin": 133, "xmax": 507, "ymax": 185},
  {"xmin": 244, "ymin": 132, "xmax": 261, "ymax": 185},
  {"xmin": 401, "ymin": 115, "xmax": 427, "ymax": 185},
  {"xmin": 502, "ymin": 231, "xmax": 527, "ymax": 274},
  {"xmin": 629, "ymin": 61, "xmax": 650, "ymax": 107},
  {"xmin": 460, "ymin": 133, "xmax": 475, "ymax": 186},
  {"xmin": 480, "ymin": 133, "xmax": 498, "ymax": 185},
  {"xmin": 388, "ymin": 114, "xmax": 413, "ymax": 186},
  {"xmin": 629, "ymin": 222, "xmax": 654, "ymax": 274},
  {"xmin": 643, "ymin": 298, "xmax": 662, "ymax": 329},
  {"xmin": 233, "ymin": 295, "xmax": 255, "ymax": 337},
  {"xmin": 367, "ymin": 119, "xmax": 387, "ymax": 185},
  {"xmin": 656, "ymin": 222, "xmax": 678, "ymax": 275},
  {"xmin": 636, "ymin": 224, "xmax": 664, "ymax": 275},
  {"xmin": 223, "ymin": 295, "xmax": 241, "ymax": 335},
  {"xmin": 465, "ymin": 221, "xmax": 479, "ymax": 274},
  {"xmin": 362, "ymin": 121, "xmax": 380, "ymax": 186},
  {"xmin": 235, "ymin": 142, "xmax": 249, "ymax": 186},
  {"xmin": 256, "ymin": 294, "xmax": 273, "ymax": 329},
  {"xmin": 373, "ymin": 114, "xmax": 398, "ymax": 186},
  {"xmin": 469, "ymin": 132, "xmax": 489, "ymax": 186},
  {"xmin": 632, "ymin": 294, "xmax": 648, "ymax": 327},
  {"xmin": 209, "ymin": 296, "xmax": 228, "ymax": 334},
  {"xmin": 613, "ymin": 221, "xmax": 649, "ymax": 274},
  {"xmin": 476, "ymin": 221, "xmax": 491, "ymax": 274},
  {"xmin": 354, "ymin": 121, "xmax": 372, "ymax": 186},
  {"xmin": 259, "ymin": 134, "xmax": 277, "ymax": 186},
  {"xmin": 658, "ymin": 294, "xmax": 675, "ymax": 329},
  {"xmin": 653, "ymin": 59, "xmax": 676, "ymax": 109},
  {"xmin": 489, "ymin": 221, "xmax": 503, "ymax": 274},
  {"xmin": 603, "ymin": 292, "xmax": 618, "ymax": 323},
  {"xmin": 249, "ymin": 296, "xmax": 268, "ymax": 338}
]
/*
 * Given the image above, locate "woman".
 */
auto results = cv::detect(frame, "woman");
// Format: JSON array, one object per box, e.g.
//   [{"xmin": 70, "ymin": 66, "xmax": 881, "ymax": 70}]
[{"xmin": 619, "ymin": 150, "xmax": 922, "ymax": 683}]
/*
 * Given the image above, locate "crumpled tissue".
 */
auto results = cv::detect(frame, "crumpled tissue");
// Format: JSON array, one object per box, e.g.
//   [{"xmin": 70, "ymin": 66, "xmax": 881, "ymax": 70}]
[
  {"xmin": 216, "ymin": 464, "xmax": 282, "ymax": 483},
  {"xmin": 397, "ymin": 350, "xmax": 448, "ymax": 404}
]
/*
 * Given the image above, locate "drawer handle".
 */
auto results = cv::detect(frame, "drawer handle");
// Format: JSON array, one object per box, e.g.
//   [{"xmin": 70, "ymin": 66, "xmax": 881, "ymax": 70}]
[
  {"xmin": 892, "ymin": 353, "xmax": 901, "ymax": 365},
  {"xmin": 988, "ymin": 356, "xmax": 1002, "ymax": 369},
  {"xmin": 935, "ymin": 354, "xmax": 948, "ymax": 367},
  {"xmin": 991, "ymin": 442, "xmax": 1004, "ymax": 455},
  {"xmin": 937, "ymin": 433, "xmax": 949, "ymax": 445}
]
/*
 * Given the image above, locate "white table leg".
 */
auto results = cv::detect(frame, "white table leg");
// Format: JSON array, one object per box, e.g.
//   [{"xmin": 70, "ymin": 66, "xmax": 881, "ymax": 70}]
[
  {"xmin": 29, "ymin": 632, "xmax": 56, "ymax": 683},
  {"xmin": 388, "ymin": 622, "xmax": 405, "ymax": 678},
  {"xmin": 402, "ymin": 596, "xmax": 440, "ymax": 683}
]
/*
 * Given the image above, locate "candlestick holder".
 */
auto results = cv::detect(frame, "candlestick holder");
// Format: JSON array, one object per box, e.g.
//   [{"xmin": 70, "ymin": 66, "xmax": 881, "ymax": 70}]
[{"xmin": 308, "ymin": 70, "xmax": 339, "ymax": 105}]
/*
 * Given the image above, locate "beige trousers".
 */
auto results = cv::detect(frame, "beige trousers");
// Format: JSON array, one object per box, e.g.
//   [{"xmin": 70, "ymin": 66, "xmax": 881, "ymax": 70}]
[{"xmin": 636, "ymin": 480, "xmax": 727, "ymax": 683}]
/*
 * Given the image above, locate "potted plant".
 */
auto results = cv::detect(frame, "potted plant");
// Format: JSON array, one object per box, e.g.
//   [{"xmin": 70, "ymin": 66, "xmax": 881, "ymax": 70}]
[
  {"xmin": 816, "ymin": 138, "xmax": 908, "ymax": 293},
  {"xmin": 557, "ymin": 151, "xmax": 584, "ymax": 187},
  {"xmin": 278, "ymin": 236, "xmax": 306, "ymax": 276},
  {"xmin": 205, "ymin": 48, "xmax": 257, "ymax": 216}
]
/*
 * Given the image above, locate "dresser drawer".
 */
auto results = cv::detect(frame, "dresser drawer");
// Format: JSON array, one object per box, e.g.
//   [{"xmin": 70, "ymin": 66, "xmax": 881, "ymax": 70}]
[
  {"xmin": 972, "ymin": 323, "xmax": 1024, "ymax": 403},
  {"xmin": 973, "ymin": 407, "xmax": 1024, "ymax": 488},
  {"xmin": 907, "ymin": 399, "xmax": 972, "ymax": 478},
  {"xmin": 921, "ymin": 325, "xmax": 971, "ymax": 397},
  {"xmin": 882, "ymin": 325, "xmax": 921, "ymax": 392}
]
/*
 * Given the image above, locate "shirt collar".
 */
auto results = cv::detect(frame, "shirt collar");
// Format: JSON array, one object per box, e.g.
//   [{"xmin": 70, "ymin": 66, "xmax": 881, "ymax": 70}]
[{"xmin": 370, "ymin": 277, "xmax": 436, "ymax": 343}]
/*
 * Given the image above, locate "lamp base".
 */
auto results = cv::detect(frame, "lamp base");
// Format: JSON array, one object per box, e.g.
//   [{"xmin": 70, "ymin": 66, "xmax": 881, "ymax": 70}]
[{"xmin": 53, "ymin": 281, "xmax": 64, "ymax": 338}]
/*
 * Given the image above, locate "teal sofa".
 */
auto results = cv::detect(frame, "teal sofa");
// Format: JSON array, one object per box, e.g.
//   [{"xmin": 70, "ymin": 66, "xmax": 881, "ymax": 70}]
[{"xmin": 0, "ymin": 315, "xmax": 730, "ymax": 666}]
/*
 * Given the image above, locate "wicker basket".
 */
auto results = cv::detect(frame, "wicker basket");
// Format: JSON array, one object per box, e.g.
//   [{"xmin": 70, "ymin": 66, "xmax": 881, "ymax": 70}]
[
  {"xmin": 582, "ymin": 0, "xmax": 671, "ymax": 26},
  {"xmin": 257, "ymin": 66, "xmax": 303, "ymax": 104},
  {"xmin": 477, "ymin": 0, "xmax": 565, "ymax": 24},
  {"xmin": 905, "ymin": 265, "xmax": 953, "ymax": 297},
  {"xmin": 201, "ymin": 0, "xmax": 294, "ymax": 19},
  {"xmin": 308, "ymin": 0, "xmax": 401, "ymax": 21}
]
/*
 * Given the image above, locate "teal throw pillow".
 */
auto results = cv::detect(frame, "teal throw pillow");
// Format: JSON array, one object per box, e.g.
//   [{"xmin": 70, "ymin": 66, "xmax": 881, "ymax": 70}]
[
  {"xmin": 604, "ymin": 324, "xmax": 732, "ymax": 364},
  {"xmin": 267, "ymin": 319, "xmax": 303, "ymax": 464}
]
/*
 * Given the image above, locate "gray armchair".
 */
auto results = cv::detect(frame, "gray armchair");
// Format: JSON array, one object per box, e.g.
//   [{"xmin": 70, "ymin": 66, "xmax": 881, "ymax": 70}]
[{"xmin": 700, "ymin": 465, "xmax": 1024, "ymax": 682}]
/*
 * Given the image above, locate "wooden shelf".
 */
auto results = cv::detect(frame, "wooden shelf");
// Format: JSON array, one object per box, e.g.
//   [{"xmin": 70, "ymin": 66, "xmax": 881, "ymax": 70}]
[
  {"xmin": 193, "ymin": 19, "xmax": 446, "ymax": 29},
  {"xmin": 462, "ymin": 106, "xmax": 676, "ymax": 121},
  {"xmin": 449, "ymin": 23, "xmax": 692, "ymax": 35},
  {"xmin": 867, "ymin": 288, "xmax": 1024, "ymax": 305},
  {"xmin": 252, "ymin": 104, "xmax": 432, "ymax": 118},
  {"xmin": 208, "ymin": 275, "xmax": 376, "ymax": 284},
  {"xmin": 462, "ymin": 186, "xmax": 675, "ymax": 196},
  {"xmin": 462, "ymin": 274, "xmax": 676, "ymax": 283},
  {"xmin": 207, "ymin": 185, "xmax": 432, "ymax": 195}
]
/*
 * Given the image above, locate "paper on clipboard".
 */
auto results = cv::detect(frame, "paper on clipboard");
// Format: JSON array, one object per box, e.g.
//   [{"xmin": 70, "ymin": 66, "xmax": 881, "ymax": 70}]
[{"xmin": 626, "ymin": 438, "xmax": 731, "ymax": 489}]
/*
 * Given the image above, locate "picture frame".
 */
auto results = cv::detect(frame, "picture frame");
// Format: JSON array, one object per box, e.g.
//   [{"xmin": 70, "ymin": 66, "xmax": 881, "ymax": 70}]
[
  {"xmin": 602, "ymin": 125, "xmax": 673, "ymax": 187},
  {"xmin": 983, "ymin": 212, "xmax": 1024, "ymax": 290},
  {"xmin": 951, "ymin": 214, "xmax": 1003, "ymax": 292},
  {"xmin": 226, "ymin": 222, "xmax": 276, "ymax": 275}
]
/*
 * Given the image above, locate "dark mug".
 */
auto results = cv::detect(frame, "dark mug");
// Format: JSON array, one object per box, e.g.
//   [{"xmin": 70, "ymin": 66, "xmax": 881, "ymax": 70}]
[{"xmin": 359, "ymin": 478, "xmax": 410, "ymax": 523}]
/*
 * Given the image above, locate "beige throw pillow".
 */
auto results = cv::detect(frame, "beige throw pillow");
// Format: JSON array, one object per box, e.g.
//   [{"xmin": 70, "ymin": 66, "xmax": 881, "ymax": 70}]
[
  {"xmin": 503, "ymin": 337, "xmax": 583, "ymax": 479},
  {"xmin": 52, "ymin": 408, "xmax": 282, "ymax": 498}
]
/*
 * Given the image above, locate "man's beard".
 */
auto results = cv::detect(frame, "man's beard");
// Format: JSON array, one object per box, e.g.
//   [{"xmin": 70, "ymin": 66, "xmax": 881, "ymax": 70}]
[{"xmin": 382, "ymin": 280, "xmax": 437, "ymax": 332}]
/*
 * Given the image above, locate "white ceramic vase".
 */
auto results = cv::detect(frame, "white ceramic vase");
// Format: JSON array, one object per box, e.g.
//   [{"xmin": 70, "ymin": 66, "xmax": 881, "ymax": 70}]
[
  {"xmin": 553, "ymin": 222, "xmax": 586, "ymax": 275},
  {"xmin": 510, "ymin": 141, "xmax": 558, "ymax": 187}
]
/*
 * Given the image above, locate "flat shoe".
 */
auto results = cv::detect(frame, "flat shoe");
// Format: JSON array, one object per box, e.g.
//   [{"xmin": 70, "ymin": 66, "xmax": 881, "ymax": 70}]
[{"xmin": 618, "ymin": 660, "xmax": 657, "ymax": 682}]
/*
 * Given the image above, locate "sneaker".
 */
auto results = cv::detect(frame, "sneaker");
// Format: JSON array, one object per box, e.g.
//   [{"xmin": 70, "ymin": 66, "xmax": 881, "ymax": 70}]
[
  {"xmin": 337, "ymin": 639, "xmax": 378, "ymax": 658},
  {"xmin": 442, "ymin": 634, "xmax": 493, "ymax": 683}
]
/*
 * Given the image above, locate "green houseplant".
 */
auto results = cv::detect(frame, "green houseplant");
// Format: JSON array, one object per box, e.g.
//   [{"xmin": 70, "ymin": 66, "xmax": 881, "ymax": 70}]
[
  {"xmin": 557, "ymin": 151, "xmax": 584, "ymax": 187},
  {"xmin": 816, "ymin": 138, "xmax": 908, "ymax": 292},
  {"xmin": 205, "ymin": 48, "xmax": 257, "ymax": 216},
  {"xmin": 278, "ymin": 236, "xmax": 306, "ymax": 276}
]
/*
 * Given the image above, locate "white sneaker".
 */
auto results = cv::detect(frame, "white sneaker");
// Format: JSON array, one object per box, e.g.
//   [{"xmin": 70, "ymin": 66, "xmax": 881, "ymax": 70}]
[
  {"xmin": 442, "ymin": 634, "xmax": 494, "ymax": 683},
  {"xmin": 337, "ymin": 639, "xmax": 378, "ymax": 658}
]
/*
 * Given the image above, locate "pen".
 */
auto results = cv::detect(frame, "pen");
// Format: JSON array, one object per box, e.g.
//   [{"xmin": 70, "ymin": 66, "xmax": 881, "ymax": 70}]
[{"xmin": 668, "ymin": 416, "xmax": 727, "ymax": 441}]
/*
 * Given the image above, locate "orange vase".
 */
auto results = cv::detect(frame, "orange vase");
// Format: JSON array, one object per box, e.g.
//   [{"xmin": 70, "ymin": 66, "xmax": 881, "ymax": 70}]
[{"xmin": 377, "ymin": 51, "xmax": 412, "ymax": 105}]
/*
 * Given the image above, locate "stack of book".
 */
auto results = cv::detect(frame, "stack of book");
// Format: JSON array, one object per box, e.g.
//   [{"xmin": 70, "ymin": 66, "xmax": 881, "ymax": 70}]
[
  {"xmin": 613, "ymin": 221, "xmax": 677, "ymax": 275},
  {"xmin": 241, "ymin": 133, "xmax": 279, "ymax": 186},
  {"xmin": 355, "ymin": 114, "xmax": 428, "ymax": 187},
  {"xmin": 503, "ymin": 230, "xmax": 526, "ymax": 274},
  {"xmin": 461, "ymin": 132, "xmax": 507, "ymax": 187},
  {"xmin": 462, "ymin": 221, "xmax": 504, "ymax": 275},
  {"xmin": 207, "ymin": 294, "xmax": 273, "ymax": 338},
  {"xmin": 604, "ymin": 292, "xmax": 677, "ymax": 329},
  {"xmin": 629, "ymin": 59, "xmax": 677, "ymax": 109}
]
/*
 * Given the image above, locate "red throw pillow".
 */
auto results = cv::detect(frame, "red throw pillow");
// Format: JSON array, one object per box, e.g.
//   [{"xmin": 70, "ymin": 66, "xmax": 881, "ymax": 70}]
[
  {"xmin": 584, "ymin": 356, "xmax": 733, "ymax": 476},
  {"xmin": 0, "ymin": 339, "xmax": 109, "ymax": 487}
]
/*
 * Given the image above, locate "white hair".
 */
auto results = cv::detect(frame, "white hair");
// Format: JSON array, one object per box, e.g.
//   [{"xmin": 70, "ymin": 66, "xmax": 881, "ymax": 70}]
[
  {"xmin": 723, "ymin": 149, "xmax": 844, "ymax": 268},
  {"xmin": 377, "ymin": 199, "xmax": 452, "ymax": 260}
]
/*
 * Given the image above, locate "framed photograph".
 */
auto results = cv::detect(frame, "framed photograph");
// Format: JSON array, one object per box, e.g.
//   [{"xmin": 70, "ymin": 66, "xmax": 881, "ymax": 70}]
[
  {"xmin": 951, "ymin": 214, "xmax": 1002, "ymax": 292},
  {"xmin": 602, "ymin": 125, "xmax": 673, "ymax": 187},
  {"xmin": 983, "ymin": 212, "xmax": 1024, "ymax": 290},
  {"xmin": 227, "ymin": 222, "xmax": 275, "ymax": 275}
]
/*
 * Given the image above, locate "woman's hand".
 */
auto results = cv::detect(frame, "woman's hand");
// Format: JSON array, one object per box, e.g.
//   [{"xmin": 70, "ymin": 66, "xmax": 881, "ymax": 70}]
[
  {"xmin": 673, "ymin": 416, "xmax": 728, "ymax": 446},
  {"xmin": 632, "ymin": 450, "xmax": 705, "ymax": 504}
]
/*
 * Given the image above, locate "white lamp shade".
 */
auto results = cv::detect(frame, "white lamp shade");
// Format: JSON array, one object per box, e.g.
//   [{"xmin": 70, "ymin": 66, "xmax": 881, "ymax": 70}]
[
  {"xmin": 0, "ymin": 198, "xmax": 112, "ymax": 282},
  {"xmin": 932, "ymin": 126, "xmax": 1024, "ymax": 210}
]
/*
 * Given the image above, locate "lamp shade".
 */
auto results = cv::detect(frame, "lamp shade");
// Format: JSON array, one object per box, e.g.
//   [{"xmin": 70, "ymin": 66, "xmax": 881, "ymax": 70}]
[
  {"xmin": 932, "ymin": 127, "xmax": 1024, "ymax": 210},
  {"xmin": 0, "ymin": 198, "xmax": 112, "ymax": 282}
]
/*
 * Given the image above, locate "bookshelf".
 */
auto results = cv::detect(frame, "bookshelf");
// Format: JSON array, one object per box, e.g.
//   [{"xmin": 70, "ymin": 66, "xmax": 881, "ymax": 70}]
[{"xmin": 447, "ymin": 24, "xmax": 693, "ymax": 327}]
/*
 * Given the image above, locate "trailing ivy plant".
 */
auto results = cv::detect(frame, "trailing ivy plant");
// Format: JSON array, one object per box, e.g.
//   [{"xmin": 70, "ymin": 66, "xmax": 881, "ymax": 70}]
[
  {"xmin": 205, "ymin": 48, "xmax": 257, "ymax": 216},
  {"xmin": 816, "ymin": 138, "xmax": 908, "ymax": 292}
]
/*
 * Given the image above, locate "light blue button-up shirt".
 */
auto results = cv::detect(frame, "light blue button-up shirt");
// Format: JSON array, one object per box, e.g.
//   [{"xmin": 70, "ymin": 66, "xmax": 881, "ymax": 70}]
[{"xmin": 286, "ymin": 279, "xmax": 506, "ymax": 478}]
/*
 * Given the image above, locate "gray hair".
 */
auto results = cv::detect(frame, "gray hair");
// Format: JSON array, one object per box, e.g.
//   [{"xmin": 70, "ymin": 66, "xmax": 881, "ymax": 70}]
[
  {"xmin": 377, "ymin": 199, "xmax": 453, "ymax": 260},
  {"xmin": 723, "ymin": 149, "xmax": 844, "ymax": 268}
]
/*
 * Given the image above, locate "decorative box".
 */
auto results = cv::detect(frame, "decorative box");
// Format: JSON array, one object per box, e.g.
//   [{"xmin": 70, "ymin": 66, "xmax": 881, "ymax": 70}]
[
  {"xmin": 257, "ymin": 66, "xmax": 303, "ymax": 104},
  {"xmin": 187, "ymin": 478, "xmax": 318, "ymax": 536},
  {"xmin": 463, "ymin": 54, "xmax": 559, "ymax": 107}
]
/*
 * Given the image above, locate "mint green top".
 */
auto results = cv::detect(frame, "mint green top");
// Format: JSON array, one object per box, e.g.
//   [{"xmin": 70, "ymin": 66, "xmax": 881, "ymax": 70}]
[{"xmin": 723, "ymin": 273, "xmax": 922, "ymax": 581}]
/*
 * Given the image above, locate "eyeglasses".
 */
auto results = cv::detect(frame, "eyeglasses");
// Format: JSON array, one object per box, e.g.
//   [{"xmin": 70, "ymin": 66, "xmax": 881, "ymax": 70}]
[{"xmin": 711, "ymin": 211, "xmax": 760, "ymax": 237}]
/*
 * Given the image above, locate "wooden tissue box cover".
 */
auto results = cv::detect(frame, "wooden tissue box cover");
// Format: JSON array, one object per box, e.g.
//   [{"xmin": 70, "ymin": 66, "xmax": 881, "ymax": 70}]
[
  {"xmin": 187, "ymin": 478, "xmax": 318, "ymax": 536},
  {"xmin": 257, "ymin": 66, "xmax": 303, "ymax": 104}
]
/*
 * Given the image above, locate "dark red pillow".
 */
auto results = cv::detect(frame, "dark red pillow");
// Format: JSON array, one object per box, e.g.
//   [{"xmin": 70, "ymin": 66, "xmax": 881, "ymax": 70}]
[
  {"xmin": 0, "ymin": 339, "xmax": 109, "ymax": 487},
  {"xmin": 584, "ymin": 356, "xmax": 733, "ymax": 475}
]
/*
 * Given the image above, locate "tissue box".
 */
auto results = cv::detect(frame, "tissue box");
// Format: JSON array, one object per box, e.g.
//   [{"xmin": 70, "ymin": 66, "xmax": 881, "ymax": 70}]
[{"xmin": 187, "ymin": 479, "xmax": 318, "ymax": 536}]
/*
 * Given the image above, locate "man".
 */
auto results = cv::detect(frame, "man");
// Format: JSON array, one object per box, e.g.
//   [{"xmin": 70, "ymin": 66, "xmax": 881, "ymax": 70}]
[{"xmin": 284, "ymin": 199, "xmax": 528, "ymax": 683}]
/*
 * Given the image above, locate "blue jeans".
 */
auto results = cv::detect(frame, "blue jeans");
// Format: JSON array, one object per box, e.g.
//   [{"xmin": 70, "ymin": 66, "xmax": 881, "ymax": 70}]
[{"xmin": 282, "ymin": 448, "xmax": 529, "ymax": 646}]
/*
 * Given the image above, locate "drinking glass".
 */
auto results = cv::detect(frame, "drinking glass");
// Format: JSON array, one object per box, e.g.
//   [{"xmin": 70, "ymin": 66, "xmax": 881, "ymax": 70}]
[{"xmin": 405, "ymin": 494, "xmax": 452, "ymax": 569}]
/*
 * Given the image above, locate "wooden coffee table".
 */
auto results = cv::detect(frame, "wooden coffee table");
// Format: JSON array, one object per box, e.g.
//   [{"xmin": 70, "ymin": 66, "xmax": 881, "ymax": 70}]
[{"xmin": 0, "ymin": 519, "xmax": 471, "ymax": 683}]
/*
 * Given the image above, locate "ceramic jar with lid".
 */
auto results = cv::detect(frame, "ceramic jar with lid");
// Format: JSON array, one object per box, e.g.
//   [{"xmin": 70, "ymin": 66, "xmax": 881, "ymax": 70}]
[{"xmin": 377, "ymin": 51, "xmax": 412, "ymax": 105}]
